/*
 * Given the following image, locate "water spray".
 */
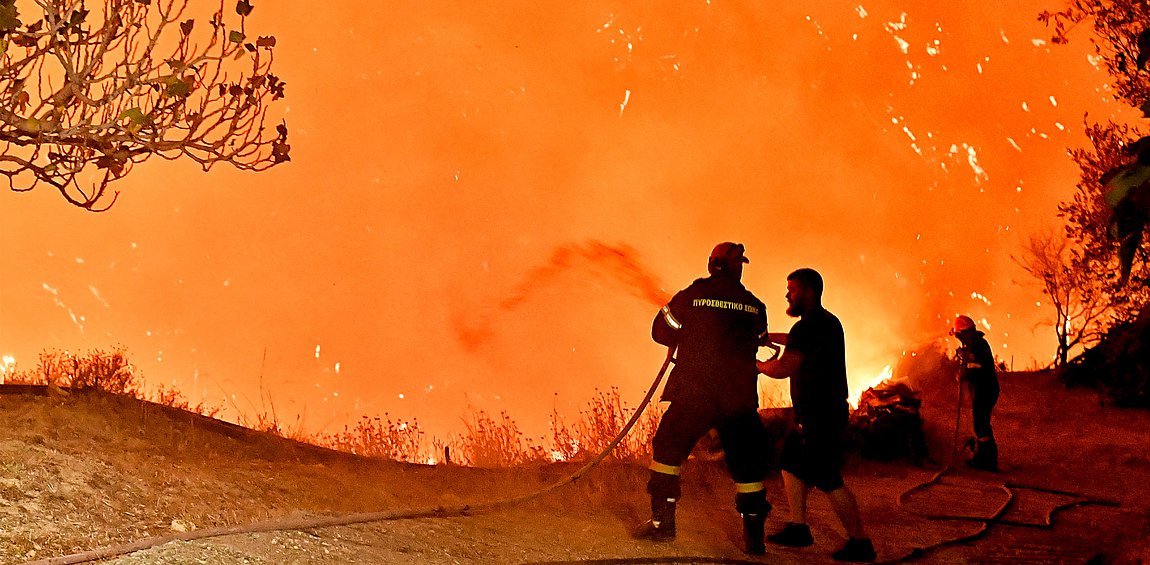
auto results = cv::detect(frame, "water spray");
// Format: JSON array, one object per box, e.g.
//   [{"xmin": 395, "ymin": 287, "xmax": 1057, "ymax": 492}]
[{"xmin": 454, "ymin": 240, "xmax": 669, "ymax": 351}]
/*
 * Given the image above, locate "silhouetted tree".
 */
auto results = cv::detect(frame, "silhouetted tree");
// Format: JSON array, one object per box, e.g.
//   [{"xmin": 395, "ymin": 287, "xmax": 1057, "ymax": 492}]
[
  {"xmin": 1038, "ymin": 1, "xmax": 1150, "ymax": 403},
  {"xmin": 1059, "ymin": 120, "xmax": 1150, "ymax": 299},
  {"xmin": 1013, "ymin": 230, "xmax": 1111, "ymax": 366},
  {"xmin": 1041, "ymin": 1, "xmax": 1150, "ymax": 109},
  {"xmin": 1042, "ymin": 1, "xmax": 1150, "ymax": 287},
  {"xmin": 0, "ymin": 0, "xmax": 289, "ymax": 211},
  {"xmin": 1029, "ymin": 1, "xmax": 1150, "ymax": 355}
]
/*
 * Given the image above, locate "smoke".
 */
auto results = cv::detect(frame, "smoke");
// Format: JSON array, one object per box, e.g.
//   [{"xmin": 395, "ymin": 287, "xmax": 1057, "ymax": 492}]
[
  {"xmin": 453, "ymin": 240, "xmax": 669, "ymax": 352},
  {"xmin": 892, "ymin": 340, "xmax": 965, "ymax": 454},
  {"xmin": 0, "ymin": 1, "xmax": 1117, "ymax": 441}
]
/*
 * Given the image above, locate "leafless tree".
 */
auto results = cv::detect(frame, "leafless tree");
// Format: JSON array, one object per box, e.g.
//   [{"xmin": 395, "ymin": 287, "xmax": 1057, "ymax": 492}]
[
  {"xmin": 1041, "ymin": 1, "xmax": 1150, "ymax": 285},
  {"xmin": 1031, "ymin": 1, "xmax": 1150, "ymax": 351},
  {"xmin": 1014, "ymin": 231, "xmax": 1113, "ymax": 367},
  {"xmin": 0, "ymin": 0, "xmax": 288, "ymax": 211}
]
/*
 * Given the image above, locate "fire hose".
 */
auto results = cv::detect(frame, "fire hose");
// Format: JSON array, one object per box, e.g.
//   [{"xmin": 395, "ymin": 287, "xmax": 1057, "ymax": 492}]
[
  {"xmin": 531, "ymin": 366, "xmax": 1119, "ymax": 565},
  {"xmin": 20, "ymin": 349, "xmax": 679, "ymax": 565},
  {"xmin": 880, "ymin": 374, "xmax": 1119, "ymax": 564},
  {"xmin": 19, "ymin": 350, "xmax": 1124, "ymax": 565}
]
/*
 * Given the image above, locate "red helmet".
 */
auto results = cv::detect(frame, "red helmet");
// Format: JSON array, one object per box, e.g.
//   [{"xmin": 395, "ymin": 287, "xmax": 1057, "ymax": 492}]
[
  {"xmin": 708, "ymin": 242, "xmax": 749, "ymax": 274},
  {"xmin": 954, "ymin": 315, "xmax": 976, "ymax": 334}
]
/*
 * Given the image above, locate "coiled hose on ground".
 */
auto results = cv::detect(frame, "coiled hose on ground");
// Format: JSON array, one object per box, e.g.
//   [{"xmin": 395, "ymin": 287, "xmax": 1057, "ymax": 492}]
[{"xmin": 877, "ymin": 378, "xmax": 1119, "ymax": 564}]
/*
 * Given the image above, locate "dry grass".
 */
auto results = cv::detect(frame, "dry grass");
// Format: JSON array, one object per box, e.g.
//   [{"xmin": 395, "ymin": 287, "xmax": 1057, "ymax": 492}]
[
  {"xmin": 8, "ymin": 347, "xmax": 140, "ymax": 395},
  {"xmin": 455, "ymin": 408, "xmax": 547, "ymax": 467},
  {"xmin": 758, "ymin": 378, "xmax": 791, "ymax": 409},
  {"xmin": 6, "ymin": 348, "xmax": 227, "ymax": 420},
  {"xmin": 150, "ymin": 384, "xmax": 223, "ymax": 419},
  {"xmin": 310, "ymin": 387, "xmax": 665, "ymax": 467},
  {"xmin": 315, "ymin": 415, "xmax": 427, "ymax": 462},
  {"xmin": 313, "ymin": 388, "xmax": 664, "ymax": 467},
  {"xmin": 6, "ymin": 348, "xmax": 666, "ymax": 468},
  {"xmin": 550, "ymin": 387, "xmax": 661, "ymax": 463}
]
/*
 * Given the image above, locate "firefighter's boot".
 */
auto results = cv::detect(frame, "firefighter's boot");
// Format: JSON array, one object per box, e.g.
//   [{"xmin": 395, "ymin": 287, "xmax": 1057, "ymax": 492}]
[
  {"xmin": 736, "ymin": 488, "xmax": 770, "ymax": 555},
  {"xmin": 741, "ymin": 512, "xmax": 767, "ymax": 555},
  {"xmin": 633, "ymin": 497, "xmax": 676, "ymax": 541},
  {"xmin": 968, "ymin": 436, "xmax": 998, "ymax": 472}
]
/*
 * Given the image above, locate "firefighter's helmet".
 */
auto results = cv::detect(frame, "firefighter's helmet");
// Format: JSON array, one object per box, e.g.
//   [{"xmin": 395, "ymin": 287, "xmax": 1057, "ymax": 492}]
[
  {"xmin": 708, "ymin": 242, "xmax": 749, "ymax": 274},
  {"xmin": 953, "ymin": 315, "xmax": 976, "ymax": 335}
]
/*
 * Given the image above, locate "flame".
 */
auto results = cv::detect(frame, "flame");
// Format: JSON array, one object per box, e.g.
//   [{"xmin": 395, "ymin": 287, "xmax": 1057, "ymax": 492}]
[
  {"xmin": 0, "ymin": 355, "xmax": 15, "ymax": 384},
  {"xmin": 848, "ymin": 364, "xmax": 893, "ymax": 409},
  {"xmin": 549, "ymin": 438, "xmax": 580, "ymax": 462},
  {"xmin": 0, "ymin": 2, "xmax": 1108, "ymax": 443}
]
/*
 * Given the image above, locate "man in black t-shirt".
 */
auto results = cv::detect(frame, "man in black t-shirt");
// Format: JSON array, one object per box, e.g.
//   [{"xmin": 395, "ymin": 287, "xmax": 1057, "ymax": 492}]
[
  {"xmin": 634, "ymin": 242, "xmax": 774, "ymax": 555},
  {"xmin": 757, "ymin": 268, "xmax": 875, "ymax": 563}
]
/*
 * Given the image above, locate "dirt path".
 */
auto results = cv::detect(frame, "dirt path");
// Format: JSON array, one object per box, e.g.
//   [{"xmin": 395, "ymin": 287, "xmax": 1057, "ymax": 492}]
[{"xmin": 2, "ymin": 371, "xmax": 1147, "ymax": 564}]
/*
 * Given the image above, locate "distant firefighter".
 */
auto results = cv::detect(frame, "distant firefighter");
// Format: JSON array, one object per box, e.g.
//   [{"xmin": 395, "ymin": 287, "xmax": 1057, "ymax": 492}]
[
  {"xmin": 634, "ymin": 242, "xmax": 773, "ymax": 555},
  {"xmin": 951, "ymin": 315, "xmax": 1000, "ymax": 472},
  {"xmin": 756, "ymin": 268, "xmax": 875, "ymax": 563}
]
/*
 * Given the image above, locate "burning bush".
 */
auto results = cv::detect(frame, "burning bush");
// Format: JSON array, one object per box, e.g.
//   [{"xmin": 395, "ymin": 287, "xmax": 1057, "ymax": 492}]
[
  {"xmin": 849, "ymin": 381, "xmax": 929, "ymax": 462},
  {"xmin": 856, "ymin": 343, "xmax": 963, "ymax": 464}
]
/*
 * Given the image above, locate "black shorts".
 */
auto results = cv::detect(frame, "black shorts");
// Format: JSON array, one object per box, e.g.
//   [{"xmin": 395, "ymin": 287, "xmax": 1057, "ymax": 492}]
[{"xmin": 779, "ymin": 423, "xmax": 845, "ymax": 492}]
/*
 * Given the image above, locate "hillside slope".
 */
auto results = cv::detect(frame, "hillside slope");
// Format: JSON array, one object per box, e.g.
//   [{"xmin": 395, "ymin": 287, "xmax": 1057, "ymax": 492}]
[{"xmin": 1, "ymin": 372, "xmax": 1147, "ymax": 564}]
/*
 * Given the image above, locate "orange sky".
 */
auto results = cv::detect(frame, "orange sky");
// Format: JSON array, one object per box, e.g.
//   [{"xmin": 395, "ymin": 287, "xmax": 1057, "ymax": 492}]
[{"xmin": 0, "ymin": 1, "xmax": 1129, "ymax": 441}]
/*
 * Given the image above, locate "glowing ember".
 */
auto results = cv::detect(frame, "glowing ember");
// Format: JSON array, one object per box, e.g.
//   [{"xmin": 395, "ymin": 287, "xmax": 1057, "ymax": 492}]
[{"xmin": 0, "ymin": 2, "xmax": 1116, "ymax": 441}]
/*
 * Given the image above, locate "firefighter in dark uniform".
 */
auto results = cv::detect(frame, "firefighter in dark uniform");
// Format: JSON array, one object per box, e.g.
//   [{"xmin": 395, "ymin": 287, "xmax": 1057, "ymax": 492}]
[
  {"xmin": 633, "ymin": 242, "xmax": 774, "ymax": 555},
  {"xmin": 952, "ymin": 315, "xmax": 1000, "ymax": 471}
]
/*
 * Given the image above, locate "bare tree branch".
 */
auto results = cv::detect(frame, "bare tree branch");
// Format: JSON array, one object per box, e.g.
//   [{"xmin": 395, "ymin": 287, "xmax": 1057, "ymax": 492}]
[
  {"xmin": 1013, "ymin": 230, "xmax": 1114, "ymax": 366},
  {"xmin": 1031, "ymin": 0, "xmax": 1150, "ymax": 365},
  {"xmin": 0, "ymin": 0, "xmax": 289, "ymax": 211}
]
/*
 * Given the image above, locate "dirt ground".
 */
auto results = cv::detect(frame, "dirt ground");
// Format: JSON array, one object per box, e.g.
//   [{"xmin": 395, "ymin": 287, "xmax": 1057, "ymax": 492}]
[{"xmin": 1, "ymin": 371, "xmax": 1148, "ymax": 565}]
